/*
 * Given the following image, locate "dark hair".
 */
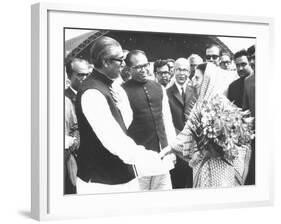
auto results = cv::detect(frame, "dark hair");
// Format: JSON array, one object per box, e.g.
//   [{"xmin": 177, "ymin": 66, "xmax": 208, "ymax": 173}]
[
  {"xmin": 205, "ymin": 44, "xmax": 221, "ymax": 56},
  {"xmin": 153, "ymin": 59, "xmax": 169, "ymax": 73},
  {"xmin": 65, "ymin": 58, "xmax": 89, "ymax": 79},
  {"xmin": 166, "ymin": 58, "xmax": 175, "ymax": 63},
  {"xmin": 90, "ymin": 36, "xmax": 121, "ymax": 68},
  {"xmin": 195, "ymin": 63, "xmax": 208, "ymax": 74},
  {"xmin": 125, "ymin": 50, "xmax": 146, "ymax": 67},
  {"xmin": 234, "ymin": 49, "xmax": 248, "ymax": 60},
  {"xmin": 247, "ymin": 45, "xmax": 255, "ymax": 56}
]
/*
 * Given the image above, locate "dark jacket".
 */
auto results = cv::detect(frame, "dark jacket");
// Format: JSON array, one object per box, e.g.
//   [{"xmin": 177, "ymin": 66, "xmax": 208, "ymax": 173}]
[
  {"xmin": 228, "ymin": 76, "xmax": 247, "ymax": 108},
  {"xmin": 243, "ymin": 74, "xmax": 255, "ymax": 117},
  {"xmin": 166, "ymin": 83, "xmax": 196, "ymax": 188},
  {"xmin": 166, "ymin": 83, "xmax": 196, "ymax": 133}
]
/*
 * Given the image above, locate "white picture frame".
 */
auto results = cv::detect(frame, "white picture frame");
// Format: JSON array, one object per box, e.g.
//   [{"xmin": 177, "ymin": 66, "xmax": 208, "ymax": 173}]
[{"xmin": 31, "ymin": 2, "xmax": 274, "ymax": 221}]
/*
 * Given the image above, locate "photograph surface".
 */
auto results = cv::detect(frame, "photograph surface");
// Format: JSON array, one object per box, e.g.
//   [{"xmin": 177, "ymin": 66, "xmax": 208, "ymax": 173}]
[{"xmin": 64, "ymin": 28, "xmax": 256, "ymax": 195}]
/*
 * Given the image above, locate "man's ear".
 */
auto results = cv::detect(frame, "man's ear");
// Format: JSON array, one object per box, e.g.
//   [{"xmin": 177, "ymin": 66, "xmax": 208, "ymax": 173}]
[{"xmin": 102, "ymin": 59, "xmax": 108, "ymax": 68}]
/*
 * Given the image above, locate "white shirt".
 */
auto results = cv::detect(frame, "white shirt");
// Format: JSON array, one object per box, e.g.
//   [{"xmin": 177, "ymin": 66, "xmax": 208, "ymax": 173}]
[
  {"xmin": 81, "ymin": 88, "xmax": 174, "ymax": 177},
  {"xmin": 111, "ymin": 79, "xmax": 133, "ymax": 128},
  {"xmin": 69, "ymin": 85, "xmax": 77, "ymax": 95},
  {"xmin": 160, "ymin": 85, "xmax": 177, "ymax": 145},
  {"xmin": 175, "ymin": 81, "xmax": 188, "ymax": 96}
]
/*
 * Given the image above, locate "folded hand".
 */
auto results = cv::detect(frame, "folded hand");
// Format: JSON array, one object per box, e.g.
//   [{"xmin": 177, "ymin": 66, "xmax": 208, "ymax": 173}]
[{"xmin": 159, "ymin": 145, "xmax": 173, "ymax": 159}]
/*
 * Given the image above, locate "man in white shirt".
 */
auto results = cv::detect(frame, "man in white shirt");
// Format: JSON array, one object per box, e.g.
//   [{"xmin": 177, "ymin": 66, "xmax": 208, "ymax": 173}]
[
  {"xmin": 64, "ymin": 58, "xmax": 90, "ymax": 194},
  {"xmin": 75, "ymin": 36, "xmax": 174, "ymax": 194}
]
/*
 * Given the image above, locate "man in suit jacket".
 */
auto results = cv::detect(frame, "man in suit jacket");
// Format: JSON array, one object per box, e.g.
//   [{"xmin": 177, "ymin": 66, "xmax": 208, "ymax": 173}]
[
  {"xmin": 64, "ymin": 58, "xmax": 90, "ymax": 194},
  {"xmin": 166, "ymin": 58, "xmax": 196, "ymax": 189},
  {"xmin": 243, "ymin": 74, "xmax": 255, "ymax": 117},
  {"xmin": 243, "ymin": 45, "xmax": 255, "ymax": 185},
  {"xmin": 65, "ymin": 58, "xmax": 90, "ymax": 103},
  {"xmin": 228, "ymin": 49, "xmax": 253, "ymax": 108}
]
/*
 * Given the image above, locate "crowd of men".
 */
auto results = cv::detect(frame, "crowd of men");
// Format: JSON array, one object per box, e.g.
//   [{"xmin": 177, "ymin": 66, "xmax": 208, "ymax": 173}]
[{"xmin": 64, "ymin": 37, "xmax": 255, "ymax": 194}]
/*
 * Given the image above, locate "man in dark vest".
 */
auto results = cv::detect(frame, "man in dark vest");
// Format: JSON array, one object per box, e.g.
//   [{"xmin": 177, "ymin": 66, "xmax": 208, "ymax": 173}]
[
  {"xmin": 64, "ymin": 58, "xmax": 90, "ymax": 194},
  {"xmin": 75, "ymin": 37, "xmax": 174, "ymax": 194},
  {"xmin": 166, "ymin": 58, "xmax": 196, "ymax": 189},
  {"xmin": 122, "ymin": 50, "xmax": 176, "ymax": 190}
]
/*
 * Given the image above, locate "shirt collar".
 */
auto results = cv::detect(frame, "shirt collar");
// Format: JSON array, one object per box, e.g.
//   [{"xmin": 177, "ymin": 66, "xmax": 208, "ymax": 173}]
[
  {"xmin": 175, "ymin": 81, "xmax": 187, "ymax": 93},
  {"xmin": 69, "ymin": 86, "xmax": 77, "ymax": 95}
]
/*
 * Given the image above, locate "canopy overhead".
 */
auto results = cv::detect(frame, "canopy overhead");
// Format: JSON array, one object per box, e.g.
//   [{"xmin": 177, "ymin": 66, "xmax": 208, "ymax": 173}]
[{"xmin": 64, "ymin": 29, "xmax": 234, "ymax": 63}]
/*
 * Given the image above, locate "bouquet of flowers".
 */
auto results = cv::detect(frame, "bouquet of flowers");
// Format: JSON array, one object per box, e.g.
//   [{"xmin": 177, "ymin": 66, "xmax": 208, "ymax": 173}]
[{"xmin": 186, "ymin": 94, "xmax": 255, "ymax": 166}]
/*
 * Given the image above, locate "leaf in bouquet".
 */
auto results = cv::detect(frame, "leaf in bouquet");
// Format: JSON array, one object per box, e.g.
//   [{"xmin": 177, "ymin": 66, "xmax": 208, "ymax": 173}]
[
  {"xmin": 197, "ymin": 136, "xmax": 209, "ymax": 150},
  {"xmin": 188, "ymin": 126, "xmax": 200, "ymax": 143}
]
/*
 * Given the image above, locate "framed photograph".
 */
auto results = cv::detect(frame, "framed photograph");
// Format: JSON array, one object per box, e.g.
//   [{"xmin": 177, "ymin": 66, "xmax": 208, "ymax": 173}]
[{"xmin": 31, "ymin": 2, "xmax": 274, "ymax": 221}]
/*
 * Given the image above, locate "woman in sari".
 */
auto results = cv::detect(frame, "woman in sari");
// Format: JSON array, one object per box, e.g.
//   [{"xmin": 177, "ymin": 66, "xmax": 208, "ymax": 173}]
[{"xmin": 161, "ymin": 62, "xmax": 252, "ymax": 188}]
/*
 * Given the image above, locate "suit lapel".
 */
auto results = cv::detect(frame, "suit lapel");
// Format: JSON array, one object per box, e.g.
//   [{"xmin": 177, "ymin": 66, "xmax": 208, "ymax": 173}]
[
  {"xmin": 171, "ymin": 84, "xmax": 184, "ymax": 106},
  {"xmin": 184, "ymin": 85, "xmax": 198, "ymax": 116}
]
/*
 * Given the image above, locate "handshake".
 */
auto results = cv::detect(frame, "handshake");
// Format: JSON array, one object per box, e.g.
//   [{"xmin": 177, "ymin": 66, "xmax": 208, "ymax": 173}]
[{"xmin": 159, "ymin": 145, "xmax": 176, "ymax": 164}]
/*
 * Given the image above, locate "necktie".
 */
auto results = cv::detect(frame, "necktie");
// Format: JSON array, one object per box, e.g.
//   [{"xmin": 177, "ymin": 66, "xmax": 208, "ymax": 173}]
[{"xmin": 181, "ymin": 87, "xmax": 185, "ymax": 103}]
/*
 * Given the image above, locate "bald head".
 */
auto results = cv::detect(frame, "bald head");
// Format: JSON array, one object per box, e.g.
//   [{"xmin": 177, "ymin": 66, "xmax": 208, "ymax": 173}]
[
  {"xmin": 188, "ymin": 54, "xmax": 203, "ymax": 79},
  {"xmin": 174, "ymin": 58, "xmax": 190, "ymax": 69},
  {"xmin": 174, "ymin": 58, "xmax": 190, "ymax": 85}
]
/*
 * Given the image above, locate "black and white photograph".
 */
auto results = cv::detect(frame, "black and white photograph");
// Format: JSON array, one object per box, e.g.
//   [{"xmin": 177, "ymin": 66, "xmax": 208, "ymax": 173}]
[
  {"xmin": 64, "ymin": 28, "xmax": 256, "ymax": 195},
  {"xmin": 28, "ymin": 2, "xmax": 276, "ymax": 221}
]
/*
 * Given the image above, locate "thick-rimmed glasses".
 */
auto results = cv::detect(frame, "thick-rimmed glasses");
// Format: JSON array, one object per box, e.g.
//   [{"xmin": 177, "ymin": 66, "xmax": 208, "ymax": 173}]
[
  {"xmin": 206, "ymin": 55, "xmax": 219, "ymax": 60},
  {"xmin": 156, "ymin": 71, "xmax": 170, "ymax": 76},
  {"xmin": 131, "ymin": 62, "xmax": 150, "ymax": 71},
  {"xmin": 75, "ymin": 72, "xmax": 90, "ymax": 78},
  {"xmin": 220, "ymin": 61, "xmax": 231, "ymax": 65},
  {"xmin": 174, "ymin": 68, "xmax": 189, "ymax": 73},
  {"xmin": 108, "ymin": 57, "xmax": 125, "ymax": 65}
]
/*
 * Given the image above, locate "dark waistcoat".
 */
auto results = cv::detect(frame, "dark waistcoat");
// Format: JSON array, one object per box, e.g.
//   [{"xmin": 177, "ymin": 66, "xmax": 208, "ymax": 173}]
[
  {"xmin": 75, "ymin": 70, "xmax": 135, "ymax": 184},
  {"xmin": 65, "ymin": 87, "xmax": 77, "ymax": 104},
  {"xmin": 122, "ymin": 79, "xmax": 168, "ymax": 152}
]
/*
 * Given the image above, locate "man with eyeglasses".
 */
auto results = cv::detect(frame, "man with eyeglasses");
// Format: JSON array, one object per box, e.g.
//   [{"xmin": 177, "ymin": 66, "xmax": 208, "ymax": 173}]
[
  {"xmin": 122, "ymin": 50, "xmax": 176, "ymax": 190},
  {"xmin": 166, "ymin": 58, "xmax": 195, "ymax": 189},
  {"xmin": 154, "ymin": 59, "xmax": 171, "ymax": 88},
  {"xmin": 205, "ymin": 45, "xmax": 239, "ymax": 95},
  {"xmin": 64, "ymin": 58, "xmax": 90, "ymax": 194},
  {"xmin": 220, "ymin": 53, "xmax": 232, "ymax": 71},
  {"xmin": 205, "ymin": 44, "xmax": 221, "ymax": 67},
  {"xmin": 65, "ymin": 58, "xmax": 90, "ymax": 103},
  {"xmin": 75, "ymin": 37, "xmax": 174, "ymax": 194}
]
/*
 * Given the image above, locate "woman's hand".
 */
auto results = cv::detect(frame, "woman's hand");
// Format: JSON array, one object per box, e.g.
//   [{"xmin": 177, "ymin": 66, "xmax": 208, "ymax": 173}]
[{"xmin": 159, "ymin": 145, "xmax": 173, "ymax": 159}]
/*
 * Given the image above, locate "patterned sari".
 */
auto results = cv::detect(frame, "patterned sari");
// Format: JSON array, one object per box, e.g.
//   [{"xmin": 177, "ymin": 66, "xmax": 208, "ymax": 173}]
[{"xmin": 170, "ymin": 63, "xmax": 251, "ymax": 188}]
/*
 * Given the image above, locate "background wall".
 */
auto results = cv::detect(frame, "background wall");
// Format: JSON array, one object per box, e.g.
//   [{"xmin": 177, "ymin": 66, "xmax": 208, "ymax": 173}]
[{"xmin": 0, "ymin": 0, "xmax": 279, "ymax": 223}]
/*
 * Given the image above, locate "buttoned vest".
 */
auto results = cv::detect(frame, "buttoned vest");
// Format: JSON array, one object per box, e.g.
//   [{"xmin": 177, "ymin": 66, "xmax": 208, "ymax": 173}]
[
  {"xmin": 75, "ymin": 70, "xmax": 135, "ymax": 184},
  {"xmin": 122, "ymin": 79, "xmax": 168, "ymax": 152}
]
